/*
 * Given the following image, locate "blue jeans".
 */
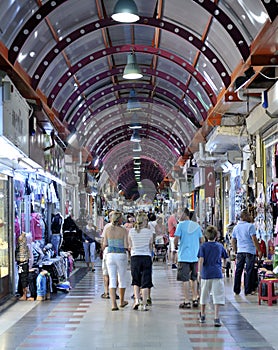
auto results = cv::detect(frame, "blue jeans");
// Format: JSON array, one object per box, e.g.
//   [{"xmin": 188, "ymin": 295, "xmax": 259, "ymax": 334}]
[
  {"xmin": 233, "ymin": 252, "xmax": 256, "ymax": 295},
  {"xmin": 83, "ymin": 242, "xmax": 96, "ymax": 263},
  {"xmin": 51, "ymin": 234, "xmax": 61, "ymax": 256}
]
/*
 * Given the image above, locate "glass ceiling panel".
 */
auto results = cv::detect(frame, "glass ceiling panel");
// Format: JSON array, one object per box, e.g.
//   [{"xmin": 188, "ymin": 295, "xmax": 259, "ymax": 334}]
[
  {"xmin": 206, "ymin": 18, "xmax": 244, "ymax": 73},
  {"xmin": 62, "ymin": 33, "xmax": 105, "ymax": 66},
  {"xmin": 196, "ymin": 55, "xmax": 224, "ymax": 95},
  {"xmin": 188, "ymin": 80, "xmax": 212, "ymax": 111},
  {"xmin": 39, "ymin": 54, "xmax": 69, "ymax": 94},
  {"xmin": 156, "ymin": 80, "xmax": 184, "ymax": 99},
  {"xmin": 157, "ymin": 58, "xmax": 190, "ymax": 83},
  {"xmin": 109, "ymin": 25, "xmax": 155, "ymax": 47},
  {"xmin": 219, "ymin": 0, "xmax": 269, "ymax": 43},
  {"xmin": 48, "ymin": 0, "xmax": 99, "ymax": 36},
  {"xmin": 159, "ymin": 31, "xmax": 198, "ymax": 66},
  {"xmin": 183, "ymin": 96, "xmax": 203, "ymax": 123},
  {"xmin": 164, "ymin": 0, "xmax": 209, "ymax": 38},
  {"xmin": 15, "ymin": 20, "xmax": 56, "ymax": 75},
  {"xmin": 48, "ymin": 57, "xmax": 111, "ymax": 110},
  {"xmin": 0, "ymin": 0, "xmax": 38, "ymax": 47}
]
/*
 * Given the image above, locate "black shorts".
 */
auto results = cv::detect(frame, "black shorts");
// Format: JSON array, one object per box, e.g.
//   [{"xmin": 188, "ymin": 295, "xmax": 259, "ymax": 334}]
[
  {"xmin": 18, "ymin": 262, "xmax": 29, "ymax": 288},
  {"xmin": 177, "ymin": 261, "xmax": 198, "ymax": 282},
  {"xmin": 130, "ymin": 255, "xmax": 153, "ymax": 289}
]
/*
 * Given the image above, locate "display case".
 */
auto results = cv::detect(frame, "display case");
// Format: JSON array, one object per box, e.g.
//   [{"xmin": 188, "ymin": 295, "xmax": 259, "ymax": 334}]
[{"xmin": 0, "ymin": 174, "xmax": 9, "ymax": 297}]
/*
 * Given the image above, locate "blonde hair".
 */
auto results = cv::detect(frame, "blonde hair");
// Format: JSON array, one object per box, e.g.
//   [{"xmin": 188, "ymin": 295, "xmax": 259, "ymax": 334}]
[
  {"xmin": 134, "ymin": 212, "xmax": 148, "ymax": 232},
  {"xmin": 111, "ymin": 211, "xmax": 122, "ymax": 226}
]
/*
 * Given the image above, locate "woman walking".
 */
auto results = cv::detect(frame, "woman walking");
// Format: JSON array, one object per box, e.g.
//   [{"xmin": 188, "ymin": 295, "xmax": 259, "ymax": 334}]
[
  {"xmin": 102, "ymin": 211, "xmax": 129, "ymax": 311},
  {"xmin": 82, "ymin": 219, "xmax": 98, "ymax": 272},
  {"xmin": 128, "ymin": 212, "xmax": 154, "ymax": 311}
]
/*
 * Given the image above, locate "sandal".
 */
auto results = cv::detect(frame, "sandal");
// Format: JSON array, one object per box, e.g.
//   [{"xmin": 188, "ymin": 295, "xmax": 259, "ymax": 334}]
[
  {"xmin": 192, "ymin": 300, "xmax": 199, "ymax": 307},
  {"xmin": 111, "ymin": 307, "xmax": 119, "ymax": 311},
  {"xmin": 133, "ymin": 303, "xmax": 140, "ymax": 310},
  {"xmin": 179, "ymin": 302, "xmax": 191, "ymax": 309},
  {"xmin": 120, "ymin": 301, "xmax": 128, "ymax": 308},
  {"xmin": 101, "ymin": 293, "xmax": 110, "ymax": 299}
]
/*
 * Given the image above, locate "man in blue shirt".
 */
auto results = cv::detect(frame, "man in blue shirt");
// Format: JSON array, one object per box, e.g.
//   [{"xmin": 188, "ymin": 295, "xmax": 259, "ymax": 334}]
[
  {"xmin": 174, "ymin": 208, "xmax": 203, "ymax": 309},
  {"xmin": 231, "ymin": 210, "xmax": 262, "ymax": 295}
]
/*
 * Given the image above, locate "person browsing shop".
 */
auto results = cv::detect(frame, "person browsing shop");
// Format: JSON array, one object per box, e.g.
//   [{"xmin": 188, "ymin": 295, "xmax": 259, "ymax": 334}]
[{"xmin": 231, "ymin": 210, "xmax": 262, "ymax": 296}]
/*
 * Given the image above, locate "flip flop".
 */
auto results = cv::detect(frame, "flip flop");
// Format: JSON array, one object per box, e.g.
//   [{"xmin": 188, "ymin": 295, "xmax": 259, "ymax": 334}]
[
  {"xmin": 179, "ymin": 302, "xmax": 191, "ymax": 309},
  {"xmin": 101, "ymin": 293, "xmax": 110, "ymax": 299},
  {"xmin": 119, "ymin": 301, "xmax": 128, "ymax": 308},
  {"xmin": 111, "ymin": 307, "xmax": 119, "ymax": 311}
]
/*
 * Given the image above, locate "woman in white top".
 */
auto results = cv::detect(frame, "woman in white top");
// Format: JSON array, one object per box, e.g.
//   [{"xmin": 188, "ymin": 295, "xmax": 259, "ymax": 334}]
[{"xmin": 128, "ymin": 212, "xmax": 153, "ymax": 311}]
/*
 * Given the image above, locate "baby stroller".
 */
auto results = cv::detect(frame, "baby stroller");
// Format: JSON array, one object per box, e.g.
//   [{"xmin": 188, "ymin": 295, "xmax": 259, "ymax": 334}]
[{"xmin": 153, "ymin": 235, "xmax": 168, "ymax": 262}]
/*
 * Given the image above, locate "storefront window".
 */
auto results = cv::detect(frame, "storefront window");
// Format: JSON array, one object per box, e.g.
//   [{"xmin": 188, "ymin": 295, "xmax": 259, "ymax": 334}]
[{"xmin": 0, "ymin": 175, "xmax": 9, "ymax": 285}]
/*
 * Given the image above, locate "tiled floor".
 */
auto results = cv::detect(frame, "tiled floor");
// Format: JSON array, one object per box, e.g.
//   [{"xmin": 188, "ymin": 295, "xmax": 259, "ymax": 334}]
[{"xmin": 0, "ymin": 260, "xmax": 277, "ymax": 350}]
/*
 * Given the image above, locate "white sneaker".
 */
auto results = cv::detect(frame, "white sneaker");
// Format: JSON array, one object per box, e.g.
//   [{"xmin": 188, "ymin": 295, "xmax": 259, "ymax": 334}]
[{"xmin": 142, "ymin": 304, "xmax": 149, "ymax": 311}]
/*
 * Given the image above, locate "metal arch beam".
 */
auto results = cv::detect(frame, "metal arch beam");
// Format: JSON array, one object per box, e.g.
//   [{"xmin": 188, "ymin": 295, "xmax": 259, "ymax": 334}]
[
  {"xmin": 86, "ymin": 120, "xmax": 186, "ymax": 157},
  {"xmin": 67, "ymin": 83, "xmax": 201, "ymax": 129},
  {"xmin": 118, "ymin": 169, "xmax": 164, "ymax": 183},
  {"xmin": 49, "ymin": 47, "xmax": 216, "ymax": 112},
  {"xmin": 67, "ymin": 81, "xmax": 202, "ymax": 129},
  {"xmin": 27, "ymin": 18, "xmax": 233, "ymax": 90},
  {"xmin": 118, "ymin": 159, "xmax": 165, "ymax": 177},
  {"xmin": 260, "ymin": 0, "xmax": 277, "ymax": 22},
  {"xmin": 93, "ymin": 134, "xmax": 183, "ymax": 165},
  {"xmin": 191, "ymin": 0, "xmax": 250, "ymax": 60},
  {"xmin": 91, "ymin": 126, "xmax": 184, "ymax": 160},
  {"xmin": 61, "ymin": 69, "xmax": 208, "ymax": 125},
  {"xmin": 105, "ymin": 151, "xmax": 173, "ymax": 176},
  {"xmin": 79, "ymin": 110, "xmax": 194, "ymax": 158},
  {"xmin": 102, "ymin": 140, "xmax": 174, "ymax": 175},
  {"xmin": 75, "ymin": 98, "xmax": 198, "ymax": 147},
  {"xmin": 9, "ymin": 5, "xmax": 248, "ymax": 76},
  {"xmin": 81, "ymin": 106, "xmax": 195, "ymax": 154}
]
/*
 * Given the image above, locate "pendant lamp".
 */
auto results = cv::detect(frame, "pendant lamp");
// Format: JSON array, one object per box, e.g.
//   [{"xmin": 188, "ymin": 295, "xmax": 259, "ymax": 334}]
[
  {"xmin": 129, "ymin": 112, "xmax": 142, "ymax": 129},
  {"xmin": 127, "ymin": 89, "xmax": 141, "ymax": 111},
  {"xmin": 130, "ymin": 129, "xmax": 141, "ymax": 142},
  {"xmin": 123, "ymin": 52, "xmax": 143, "ymax": 80},
  {"xmin": 133, "ymin": 142, "xmax": 142, "ymax": 152},
  {"xmin": 112, "ymin": 0, "xmax": 139, "ymax": 23}
]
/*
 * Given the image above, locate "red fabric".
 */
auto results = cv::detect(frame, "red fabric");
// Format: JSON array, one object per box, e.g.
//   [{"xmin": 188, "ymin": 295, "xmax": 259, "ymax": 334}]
[
  {"xmin": 168, "ymin": 214, "xmax": 177, "ymax": 237},
  {"xmin": 30, "ymin": 213, "xmax": 43, "ymax": 241},
  {"xmin": 258, "ymin": 239, "xmax": 266, "ymax": 258}
]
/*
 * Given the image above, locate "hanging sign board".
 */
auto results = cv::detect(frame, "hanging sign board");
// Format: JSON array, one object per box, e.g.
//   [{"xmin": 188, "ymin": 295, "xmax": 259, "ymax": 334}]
[{"xmin": 0, "ymin": 77, "xmax": 30, "ymax": 156}]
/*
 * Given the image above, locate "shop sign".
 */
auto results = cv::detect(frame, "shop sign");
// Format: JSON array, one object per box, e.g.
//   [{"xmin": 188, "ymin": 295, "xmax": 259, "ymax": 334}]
[
  {"xmin": 205, "ymin": 167, "xmax": 215, "ymax": 198},
  {"xmin": 0, "ymin": 78, "xmax": 29, "ymax": 156},
  {"xmin": 194, "ymin": 168, "xmax": 205, "ymax": 187},
  {"xmin": 29, "ymin": 127, "xmax": 45, "ymax": 168}
]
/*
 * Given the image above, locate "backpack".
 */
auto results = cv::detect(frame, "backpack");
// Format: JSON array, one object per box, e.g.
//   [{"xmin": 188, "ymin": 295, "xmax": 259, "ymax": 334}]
[{"xmin": 51, "ymin": 214, "xmax": 62, "ymax": 233}]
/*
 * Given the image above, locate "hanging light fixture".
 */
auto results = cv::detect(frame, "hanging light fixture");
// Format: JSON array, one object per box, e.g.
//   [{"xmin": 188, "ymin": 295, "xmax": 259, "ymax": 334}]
[
  {"xmin": 133, "ymin": 142, "xmax": 142, "ymax": 152},
  {"xmin": 129, "ymin": 112, "xmax": 142, "ymax": 129},
  {"xmin": 130, "ymin": 129, "xmax": 141, "ymax": 142},
  {"xmin": 123, "ymin": 52, "xmax": 143, "ymax": 80},
  {"xmin": 127, "ymin": 89, "xmax": 142, "ymax": 111},
  {"xmin": 112, "ymin": 0, "xmax": 139, "ymax": 23}
]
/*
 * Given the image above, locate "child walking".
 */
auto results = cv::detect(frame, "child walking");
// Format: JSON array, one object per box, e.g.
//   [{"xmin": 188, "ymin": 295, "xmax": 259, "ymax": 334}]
[{"xmin": 198, "ymin": 225, "xmax": 228, "ymax": 327}]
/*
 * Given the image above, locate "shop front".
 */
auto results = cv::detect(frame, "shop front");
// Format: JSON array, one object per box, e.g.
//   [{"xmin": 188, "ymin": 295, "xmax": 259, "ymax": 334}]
[{"xmin": 0, "ymin": 173, "xmax": 13, "ymax": 305}]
